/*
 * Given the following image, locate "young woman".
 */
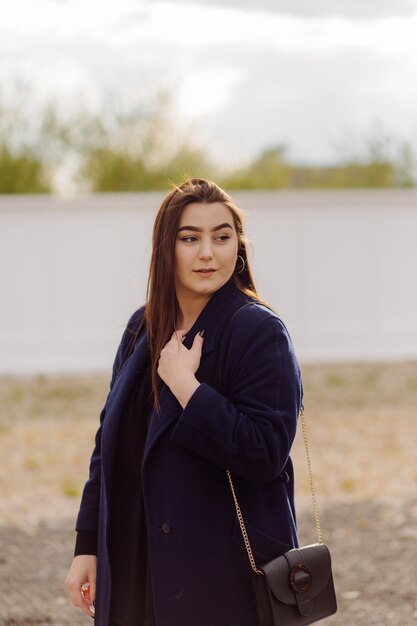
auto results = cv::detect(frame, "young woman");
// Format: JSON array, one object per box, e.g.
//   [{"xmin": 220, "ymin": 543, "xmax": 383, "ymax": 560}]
[{"xmin": 65, "ymin": 178, "xmax": 303, "ymax": 626}]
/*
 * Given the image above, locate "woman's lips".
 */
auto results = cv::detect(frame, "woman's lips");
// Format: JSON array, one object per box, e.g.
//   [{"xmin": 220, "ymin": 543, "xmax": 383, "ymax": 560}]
[{"xmin": 194, "ymin": 269, "xmax": 216, "ymax": 276}]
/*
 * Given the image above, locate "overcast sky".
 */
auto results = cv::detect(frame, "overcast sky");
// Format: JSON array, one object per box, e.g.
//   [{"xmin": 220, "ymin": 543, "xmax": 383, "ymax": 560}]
[{"xmin": 1, "ymin": 0, "xmax": 417, "ymax": 167}]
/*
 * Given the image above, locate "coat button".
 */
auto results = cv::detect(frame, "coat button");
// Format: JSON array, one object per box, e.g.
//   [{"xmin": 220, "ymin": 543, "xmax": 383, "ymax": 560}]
[{"xmin": 161, "ymin": 523, "xmax": 171, "ymax": 534}]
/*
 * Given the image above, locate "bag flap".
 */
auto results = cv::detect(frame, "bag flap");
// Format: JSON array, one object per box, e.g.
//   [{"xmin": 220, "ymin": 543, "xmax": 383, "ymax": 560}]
[{"xmin": 260, "ymin": 543, "xmax": 332, "ymax": 605}]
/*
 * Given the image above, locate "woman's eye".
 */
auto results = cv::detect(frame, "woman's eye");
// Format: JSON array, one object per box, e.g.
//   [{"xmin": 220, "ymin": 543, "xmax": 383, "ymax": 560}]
[{"xmin": 180, "ymin": 234, "xmax": 230, "ymax": 243}]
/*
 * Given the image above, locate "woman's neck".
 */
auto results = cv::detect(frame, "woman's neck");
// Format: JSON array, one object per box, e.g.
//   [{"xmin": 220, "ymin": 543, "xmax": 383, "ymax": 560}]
[{"xmin": 176, "ymin": 292, "xmax": 211, "ymax": 331}]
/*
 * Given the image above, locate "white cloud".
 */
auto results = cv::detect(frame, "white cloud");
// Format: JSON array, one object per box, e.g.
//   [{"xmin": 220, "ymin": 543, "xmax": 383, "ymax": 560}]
[
  {"xmin": 3, "ymin": 1, "xmax": 417, "ymax": 53},
  {"xmin": 160, "ymin": 0, "xmax": 417, "ymax": 20},
  {"xmin": 177, "ymin": 67, "xmax": 242, "ymax": 117},
  {"xmin": 1, "ymin": 0, "xmax": 417, "ymax": 167},
  {"xmin": 181, "ymin": 44, "xmax": 417, "ymax": 165},
  {"xmin": 2, "ymin": 0, "xmax": 149, "ymax": 37}
]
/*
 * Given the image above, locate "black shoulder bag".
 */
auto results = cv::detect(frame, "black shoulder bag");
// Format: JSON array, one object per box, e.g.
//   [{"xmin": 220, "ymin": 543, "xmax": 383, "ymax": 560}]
[{"xmin": 215, "ymin": 309, "xmax": 337, "ymax": 626}]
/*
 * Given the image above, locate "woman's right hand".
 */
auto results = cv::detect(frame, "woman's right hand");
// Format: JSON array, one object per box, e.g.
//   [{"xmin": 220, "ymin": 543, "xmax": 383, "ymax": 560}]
[{"xmin": 65, "ymin": 555, "xmax": 97, "ymax": 618}]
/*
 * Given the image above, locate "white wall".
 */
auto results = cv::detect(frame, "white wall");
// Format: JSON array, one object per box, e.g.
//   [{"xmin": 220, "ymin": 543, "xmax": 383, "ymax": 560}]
[{"xmin": 1, "ymin": 190, "xmax": 416, "ymax": 374}]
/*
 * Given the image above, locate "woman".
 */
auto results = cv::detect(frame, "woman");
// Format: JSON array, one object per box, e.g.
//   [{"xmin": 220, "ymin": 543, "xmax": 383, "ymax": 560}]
[{"xmin": 65, "ymin": 178, "xmax": 303, "ymax": 626}]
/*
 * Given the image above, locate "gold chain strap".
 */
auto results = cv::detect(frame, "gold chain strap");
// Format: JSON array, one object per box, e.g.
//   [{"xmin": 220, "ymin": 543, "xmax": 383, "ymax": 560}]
[
  {"xmin": 300, "ymin": 405, "xmax": 323, "ymax": 544},
  {"xmin": 226, "ymin": 469, "xmax": 264, "ymax": 575},
  {"xmin": 226, "ymin": 405, "xmax": 323, "ymax": 575}
]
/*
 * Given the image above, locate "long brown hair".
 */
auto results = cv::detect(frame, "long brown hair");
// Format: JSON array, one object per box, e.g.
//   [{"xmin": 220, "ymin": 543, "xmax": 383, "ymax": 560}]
[{"xmin": 130, "ymin": 178, "xmax": 263, "ymax": 412}]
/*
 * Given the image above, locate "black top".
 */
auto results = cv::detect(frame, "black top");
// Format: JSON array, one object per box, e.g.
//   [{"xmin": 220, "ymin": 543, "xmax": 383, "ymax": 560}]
[{"xmin": 75, "ymin": 358, "xmax": 155, "ymax": 626}]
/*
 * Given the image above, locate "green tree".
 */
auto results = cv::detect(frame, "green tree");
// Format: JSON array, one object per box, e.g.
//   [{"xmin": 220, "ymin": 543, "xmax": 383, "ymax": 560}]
[
  {"xmin": 1, "ymin": 82, "xmax": 416, "ymax": 193},
  {"xmin": 77, "ymin": 90, "xmax": 217, "ymax": 191},
  {"xmin": 288, "ymin": 159, "xmax": 395, "ymax": 188},
  {"xmin": 82, "ymin": 149, "xmax": 151, "ymax": 191},
  {"xmin": 221, "ymin": 146, "xmax": 290, "ymax": 190},
  {"xmin": 0, "ymin": 84, "xmax": 51, "ymax": 193},
  {"xmin": 222, "ymin": 135, "xmax": 416, "ymax": 190},
  {"xmin": 0, "ymin": 144, "xmax": 50, "ymax": 193},
  {"xmin": 393, "ymin": 142, "xmax": 416, "ymax": 187}
]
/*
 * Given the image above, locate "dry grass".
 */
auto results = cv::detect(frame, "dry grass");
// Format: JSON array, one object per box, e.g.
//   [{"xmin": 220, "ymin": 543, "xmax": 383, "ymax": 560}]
[
  {"xmin": 0, "ymin": 361, "xmax": 416, "ymax": 528},
  {"xmin": 0, "ymin": 375, "xmax": 109, "ymax": 528},
  {"xmin": 293, "ymin": 360, "xmax": 417, "ymax": 507}
]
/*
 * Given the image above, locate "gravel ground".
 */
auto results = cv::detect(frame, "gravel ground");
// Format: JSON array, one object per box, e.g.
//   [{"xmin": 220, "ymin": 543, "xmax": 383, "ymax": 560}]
[
  {"xmin": 1, "ymin": 362, "xmax": 416, "ymax": 626},
  {"xmin": 0, "ymin": 496, "xmax": 416, "ymax": 626}
]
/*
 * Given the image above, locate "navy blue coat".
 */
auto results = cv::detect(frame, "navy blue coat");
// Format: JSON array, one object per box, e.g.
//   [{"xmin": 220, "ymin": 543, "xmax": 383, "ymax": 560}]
[{"xmin": 76, "ymin": 277, "xmax": 303, "ymax": 626}]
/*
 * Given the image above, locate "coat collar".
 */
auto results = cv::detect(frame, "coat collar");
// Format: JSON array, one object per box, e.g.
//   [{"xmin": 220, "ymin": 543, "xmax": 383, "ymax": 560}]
[
  {"xmin": 132, "ymin": 275, "xmax": 242, "ymax": 358},
  {"xmin": 143, "ymin": 276, "xmax": 246, "ymax": 463},
  {"xmin": 180, "ymin": 276, "xmax": 242, "ymax": 356}
]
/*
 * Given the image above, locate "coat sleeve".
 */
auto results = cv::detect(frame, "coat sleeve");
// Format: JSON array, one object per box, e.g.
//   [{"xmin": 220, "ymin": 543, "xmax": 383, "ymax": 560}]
[
  {"xmin": 75, "ymin": 307, "xmax": 144, "ymax": 533},
  {"xmin": 171, "ymin": 315, "xmax": 302, "ymax": 485}
]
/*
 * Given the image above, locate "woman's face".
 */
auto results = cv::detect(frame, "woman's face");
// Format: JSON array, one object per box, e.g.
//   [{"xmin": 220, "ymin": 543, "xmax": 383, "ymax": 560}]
[{"xmin": 174, "ymin": 201, "xmax": 239, "ymax": 304}]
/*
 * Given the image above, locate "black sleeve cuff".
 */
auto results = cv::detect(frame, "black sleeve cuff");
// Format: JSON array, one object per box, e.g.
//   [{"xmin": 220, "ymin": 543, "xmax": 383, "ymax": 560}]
[{"xmin": 74, "ymin": 531, "xmax": 98, "ymax": 557}]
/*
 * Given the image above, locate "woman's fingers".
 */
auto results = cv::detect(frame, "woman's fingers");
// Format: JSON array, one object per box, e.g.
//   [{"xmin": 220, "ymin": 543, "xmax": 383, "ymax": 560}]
[
  {"xmin": 66, "ymin": 580, "xmax": 93, "ymax": 617},
  {"xmin": 158, "ymin": 329, "xmax": 204, "ymax": 402},
  {"xmin": 80, "ymin": 583, "xmax": 93, "ymax": 615},
  {"xmin": 80, "ymin": 580, "xmax": 96, "ymax": 616},
  {"xmin": 65, "ymin": 556, "xmax": 97, "ymax": 618},
  {"xmin": 88, "ymin": 574, "xmax": 96, "ymax": 606},
  {"xmin": 191, "ymin": 330, "xmax": 204, "ymax": 355}
]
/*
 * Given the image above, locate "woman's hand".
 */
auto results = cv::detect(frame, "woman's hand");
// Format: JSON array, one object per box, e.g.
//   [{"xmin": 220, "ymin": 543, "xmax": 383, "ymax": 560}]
[
  {"xmin": 158, "ymin": 330, "xmax": 204, "ymax": 408},
  {"xmin": 65, "ymin": 555, "xmax": 97, "ymax": 618}
]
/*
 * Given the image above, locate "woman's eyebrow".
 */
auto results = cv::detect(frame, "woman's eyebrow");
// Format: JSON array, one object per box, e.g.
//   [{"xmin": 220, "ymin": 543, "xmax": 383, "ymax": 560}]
[{"xmin": 177, "ymin": 222, "xmax": 233, "ymax": 233}]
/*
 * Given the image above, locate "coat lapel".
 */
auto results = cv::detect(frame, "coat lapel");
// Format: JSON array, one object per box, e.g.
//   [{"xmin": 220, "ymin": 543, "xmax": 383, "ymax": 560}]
[
  {"xmin": 102, "ymin": 330, "xmax": 150, "ymax": 476},
  {"xmin": 143, "ymin": 277, "xmax": 244, "ymax": 464}
]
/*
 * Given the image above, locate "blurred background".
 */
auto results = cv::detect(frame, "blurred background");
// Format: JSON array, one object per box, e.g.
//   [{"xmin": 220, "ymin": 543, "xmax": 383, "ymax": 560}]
[{"xmin": 1, "ymin": 1, "xmax": 417, "ymax": 624}]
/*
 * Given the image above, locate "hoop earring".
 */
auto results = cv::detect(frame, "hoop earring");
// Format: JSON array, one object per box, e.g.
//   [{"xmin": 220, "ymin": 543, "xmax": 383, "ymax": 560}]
[{"xmin": 235, "ymin": 255, "xmax": 246, "ymax": 274}]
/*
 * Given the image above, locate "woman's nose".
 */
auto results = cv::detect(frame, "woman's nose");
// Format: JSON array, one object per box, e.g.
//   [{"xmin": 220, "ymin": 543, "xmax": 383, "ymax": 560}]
[{"xmin": 198, "ymin": 240, "xmax": 213, "ymax": 259}]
